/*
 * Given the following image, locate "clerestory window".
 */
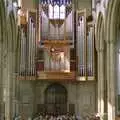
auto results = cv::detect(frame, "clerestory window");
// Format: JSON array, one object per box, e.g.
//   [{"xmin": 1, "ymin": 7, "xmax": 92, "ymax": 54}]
[
  {"xmin": 49, "ymin": 4, "xmax": 65, "ymax": 19},
  {"xmin": 41, "ymin": 0, "xmax": 71, "ymax": 19},
  {"xmin": 40, "ymin": 0, "xmax": 73, "ymax": 41}
]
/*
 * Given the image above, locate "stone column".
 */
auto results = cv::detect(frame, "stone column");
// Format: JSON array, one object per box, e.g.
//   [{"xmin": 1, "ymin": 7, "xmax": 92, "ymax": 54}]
[
  {"xmin": 0, "ymin": 42, "xmax": 5, "ymax": 119},
  {"xmin": 33, "ymin": 82, "xmax": 36, "ymax": 115},
  {"xmin": 12, "ymin": 72, "xmax": 18, "ymax": 118},
  {"xmin": 97, "ymin": 50, "xmax": 100, "ymax": 112},
  {"xmin": 107, "ymin": 41, "xmax": 115, "ymax": 120},
  {"xmin": 10, "ymin": 50, "xmax": 20, "ymax": 118},
  {"xmin": 97, "ymin": 48, "xmax": 104, "ymax": 118},
  {"xmin": 3, "ymin": 53, "xmax": 11, "ymax": 120},
  {"xmin": 3, "ymin": 51, "xmax": 15, "ymax": 120}
]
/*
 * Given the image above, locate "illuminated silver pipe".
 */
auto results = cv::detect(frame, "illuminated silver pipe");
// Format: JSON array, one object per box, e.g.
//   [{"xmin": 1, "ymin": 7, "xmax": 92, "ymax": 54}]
[
  {"xmin": 32, "ymin": 24, "xmax": 35, "ymax": 75},
  {"xmin": 33, "ymin": 26, "xmax": 35, "ymax": 75},
  {"xmin": 31, "ymin": 21, "xmax": 34, "ymax": 75},
  {"xmin": 90, "ymin": 27, "xmax": 93, "ymax": 76},
  {"xmin": 28, "ymin": 17, "xmax": 32, "ymax": 76},
  {"xmin": 31, "ymin": 20, "xmax": 34, "ymax": 76}
]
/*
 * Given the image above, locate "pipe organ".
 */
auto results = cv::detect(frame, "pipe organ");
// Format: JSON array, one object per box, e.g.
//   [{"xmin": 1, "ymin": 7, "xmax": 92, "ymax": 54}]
[
  {"xmin": 44, "ymin": 47, "xmax": 70, "ymax": 72},
  {"xmin": 87, "ymin": 24, "xmax": 95, "ymax": 76},
  {"xmin": 77, "ymin": 11, "xmax": 86, "ymax": 76},
  {"xmin": 17, "ymin": 0, "xmax": 95, "ymax": 81},
  {"xmin": 76, "ymin": 10, "xmax": 95, "ymax": 80},
  {"xmin": 18, "ymin": 11, "xmax": 37, "ymax": 79},
  {"xmin": 20, "ymin": 28, "xmax": 27, "ymax": 74},
  {"xmin": 27, "ymin": 16, "xmax": 36, "ymax": 75},
  {"xmin": 39, "ymin": 0, "xmax": 73, "ymax": 42}
]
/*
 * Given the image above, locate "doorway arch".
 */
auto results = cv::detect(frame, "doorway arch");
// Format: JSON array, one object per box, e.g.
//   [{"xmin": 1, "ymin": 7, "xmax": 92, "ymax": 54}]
[{"xmin": 44, "ymin": 83, "xmax": 67, "ymax": 115}]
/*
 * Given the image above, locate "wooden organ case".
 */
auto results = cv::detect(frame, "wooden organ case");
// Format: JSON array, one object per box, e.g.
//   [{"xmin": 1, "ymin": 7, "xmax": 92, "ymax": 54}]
[
  {"xmin": 36, "ymin": 0, "xmax": 76, "ymax": 81},
  {"xmin": 17, "ymin": 0, "xmax": 96, "ymax": 82}
]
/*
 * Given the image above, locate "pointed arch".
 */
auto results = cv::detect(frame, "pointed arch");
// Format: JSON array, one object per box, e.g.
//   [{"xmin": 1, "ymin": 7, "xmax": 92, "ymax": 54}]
[
  {"xmin": 106, "ymin": 0, "xmax": 120, "ymax": 43},
  {"xmin": 105, "ymin": 0, "xmax": 120, "ymax": 118}
]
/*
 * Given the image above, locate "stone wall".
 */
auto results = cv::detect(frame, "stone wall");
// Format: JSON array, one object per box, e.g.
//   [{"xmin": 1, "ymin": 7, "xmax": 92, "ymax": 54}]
[
  {"xmin": 19, "ymin": 81, "xmax": 35, "ymax": 118},
  {"xmin": 77, "ymin": 0, "xmax": 92, "ymax": 16},
  {"xmin": 19, "ymin": 81, "xmax": 96, "ymax": 118}
]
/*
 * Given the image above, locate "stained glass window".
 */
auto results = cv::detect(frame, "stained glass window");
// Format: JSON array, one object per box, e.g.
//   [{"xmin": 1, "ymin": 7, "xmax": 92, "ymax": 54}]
[
  {"xmin": 49, "ymin": 4, "xmax": 65, "ymax": 19},
  {"xmin": 41, "ymin": 0, "xmax": 71, "ymax": 19},
  {"xmin": 40, "ymin": 0, "xmax": 73, "ymax": 41}
]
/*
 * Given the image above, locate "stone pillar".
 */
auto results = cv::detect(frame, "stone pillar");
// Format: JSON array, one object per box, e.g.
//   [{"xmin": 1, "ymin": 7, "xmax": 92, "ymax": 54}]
[
  {"xmin": 3, "ymin": 51, "xmax": 14, "ymax": 120},
  {"xmin": 107, "ymin": 41, "xmax": 115, "ymax": 120},
  {"xmin": 12, "ymin": 72, "xmax": 18, "ymax": 118},
  {"xmin": 33, "ymin": 82, "xmax": 36, "ymax": 115},
  {"xmin": 97, "ymin": 48, "xmax": 104, "ymax": 118},
  {"xmin": 11, "ymin": 53, "xmax": 21, "ymax": 118},
  {"xmin": 97, "ymin": 50, "xmax": 100, "ymax": 112},
  {"xmin": 0, "ymin": 42, "xmax": 2, "ymax": 101},
  {"xmin": 0, "ymin": 42, "xmax": 5, "ymax": 119},
  {"xmin": 3, "ymin": 53, "xmax": 11, "ymax": 120},
  {"xmin": 11, "ymin": 50, "xmax": 20, "ymax": 118}
]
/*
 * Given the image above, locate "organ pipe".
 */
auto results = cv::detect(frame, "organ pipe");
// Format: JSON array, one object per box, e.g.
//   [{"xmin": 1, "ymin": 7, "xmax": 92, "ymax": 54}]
[
  {"xmin": 77, "ymin": 10, "xmax": 95, "ymax": 79},
  {"xmin": 87, "ymin": 24, "xmax": 94, "ymax": 76},
  {"xmin": 77, "ymin": 12, "xmax": 86, "ymax": 76},
  {"xmin": 19, "ymin": 13, "xmax": 36, "ymax": 79}
]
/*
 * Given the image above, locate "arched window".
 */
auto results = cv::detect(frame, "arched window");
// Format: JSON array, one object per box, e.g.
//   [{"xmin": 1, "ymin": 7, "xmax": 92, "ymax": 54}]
[
  {"xmin": 49, "ymin": 4, "xmax": 65, "ymax": 19},
  {"xmin": 40, "ymin": 0, "xmax": 73, "ymax": 41},
  {"xmin": 41, "ymin": 0, "xmax": 72, "ymax": 20}
]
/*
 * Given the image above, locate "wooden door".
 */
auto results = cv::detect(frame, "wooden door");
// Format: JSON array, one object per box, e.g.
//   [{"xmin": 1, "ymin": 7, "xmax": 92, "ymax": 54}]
[{"xmin": 44, "ymin": 83, "xmax": 67, "ymax": 115}]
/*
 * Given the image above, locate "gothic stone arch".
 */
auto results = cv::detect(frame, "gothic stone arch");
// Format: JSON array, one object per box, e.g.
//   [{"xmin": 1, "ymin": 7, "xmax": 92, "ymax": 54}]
[{"xmin": 105, "ymin": 0, "xmax": 120, "ymax": 119}]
